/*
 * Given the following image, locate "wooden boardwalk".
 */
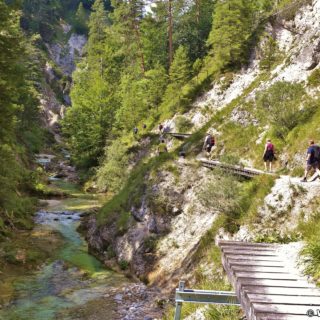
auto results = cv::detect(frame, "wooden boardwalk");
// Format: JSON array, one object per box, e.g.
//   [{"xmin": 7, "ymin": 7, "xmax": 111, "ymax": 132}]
[
  {"xmin": 200, "ymin": 159, "xmax": 267, "ymax": 178},
  {"xmin": 218, "ymin": 240, "xmax": 320, "ymax": 320},
  {"xmin": 165, "ymin": 132, "xmax": 191, "ymax": 139}
]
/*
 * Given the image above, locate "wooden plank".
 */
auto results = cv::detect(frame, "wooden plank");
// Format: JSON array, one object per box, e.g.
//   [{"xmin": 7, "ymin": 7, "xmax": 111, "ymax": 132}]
[
  {"xmin": 256, "ymin": 313, "xmax": 316, "ymax": 320},
  {"xmin": 242, "ymin": 286, "xmax": 320, "ymax": 296},
  {"xmin": 222, "ymin": 249, "xmax": 279, "ymax": 256},
  {"xmin": 218, "ymin": 240, "xmax": 277, "ymax": 248},
  {"xmin": 231, "ymin": 266, "xmax": 287, "ymax": 273},
  {"xmin": 253, "ymin": 303, "xmax": 320, "ymax": 315},
  {"xmin": 234, "ymin": 272, "xmax": 302, "ymax": 280},
  {"xmin": 220, "ymin": 245, "xmax": 277, "ymax": 252},
  {"xmin": 219, "ymin": 240, "xmax": 320, "ymax": 320},
  {"xmin": 247, "ymin": 293, "xmax": 320, "ymax": 305},
  {"xmin": 228, "ymin": 259, "xmax": 286, "ymax": 267},
  {"xmin": 225, "ymin": 254, "xmax": 283, "ymax": 262},
  {"xmin": 236, "ymin": 278, "xmax": 315, "ymax": 288}
]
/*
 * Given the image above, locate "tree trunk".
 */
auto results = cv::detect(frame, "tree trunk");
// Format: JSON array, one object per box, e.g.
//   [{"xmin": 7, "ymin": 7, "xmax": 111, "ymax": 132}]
[
  {"xmin": 130, "ymin": 0, "xmax": 146, "ymax": 74},
  {"xmin": 168, "ymin": 0, "xmax": 173, "ymax": 66},
  {"xmin": 195, "ymin": 0, "xmax": 200, "ymax": 24}
]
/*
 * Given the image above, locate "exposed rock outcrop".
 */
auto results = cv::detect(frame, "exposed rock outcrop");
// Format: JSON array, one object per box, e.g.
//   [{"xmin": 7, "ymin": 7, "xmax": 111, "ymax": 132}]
[{"xmin": 85, "ymin": 160, "xmax": 218, "ymax": 289}]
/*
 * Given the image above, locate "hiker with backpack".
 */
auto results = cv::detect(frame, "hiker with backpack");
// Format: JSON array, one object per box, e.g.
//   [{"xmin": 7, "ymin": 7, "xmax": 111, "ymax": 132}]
[
  {"xmin": 263, "ymin": 139, "xmax": 276, "ymax": 172},
  {"xmin": 158, "ymin": 123, "xmax": 164, "ymax": 133},
  {"xmin": 301, "ymin": 140, "xmax": 320, "ymax": 182},
  {"xmin": 203, "ymin": 133, "xmax": 215, "ymax": 157},
  {"xmin": 133, "ymin": 127, "xmax": 138, "ymax": 135}
]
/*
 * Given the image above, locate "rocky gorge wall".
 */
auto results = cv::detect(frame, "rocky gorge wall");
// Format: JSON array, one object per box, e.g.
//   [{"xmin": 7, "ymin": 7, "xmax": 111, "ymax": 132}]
[{"xmin": 40, "ymin": 22, "xmax": 86, "ymax": 141}]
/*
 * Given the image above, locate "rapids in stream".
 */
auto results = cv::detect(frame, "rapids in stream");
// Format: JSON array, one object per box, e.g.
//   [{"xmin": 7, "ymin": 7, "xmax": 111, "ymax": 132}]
[{"xmin": 0, "ymin": 209, "xmax": 130, "ymax": 320}]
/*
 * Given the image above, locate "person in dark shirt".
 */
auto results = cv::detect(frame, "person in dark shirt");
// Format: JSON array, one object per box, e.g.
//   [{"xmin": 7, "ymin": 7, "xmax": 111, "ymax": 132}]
[
  {"xmin": 263, "ymin": 139, "xmax": 275, "ymax": 172},
  {"xmin": 301, "ymin": 140, "xmax": 320, "ymax": 182}
]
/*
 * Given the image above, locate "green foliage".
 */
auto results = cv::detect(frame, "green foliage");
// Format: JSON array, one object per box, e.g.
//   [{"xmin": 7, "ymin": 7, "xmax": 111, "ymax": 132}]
[
  {"xmin": 0, "ymin": 0, "xmax": 42, "ymax": 234},
  {"xmin": 144, "ymin": 235, "xmax": 158, "ymax": 253},
  {"xmin": 119, "ymin": 259, "xmax": 129, "ymax": 270},
  {"xmin": 97, "ymin": 152, "xmax": 172, "ymax": 226},
  {"xmin": 255, "ymin": 231, "xmax": 300, "ymax": 244},
  {"xmin": 96, "ymin": 140, "xmax": 130, "ymax": 193},
  {"xmin": 259, "ymin": 34, "xmax": 282, "ymax": 71},
  {"xmin": 198, "ymin": 172, "xmax": 275, "ymax": 233},
  {"xmin": 75, "ymin": 2, "xmax": 88, "ymax": 34},
  {"xmin": 198, "ymin": 172, "xmax": 242, "ymax": 217},
  {"xmin": 175, "ymin": 116, "xmax": 193, "ymax": 133},
  {"xmin": 162, "ymin": 46, "xmax": 192, "ymax": 113},
  {"xmin": 308, "ymin": 68, "xmax": 320, "ymax": 87},
  {"xmin": 239, "ymin": 175, "xmax": 275, "ymax": 225},
  {"xmin": 116, "ymin": 212, "xmax": 131, "ymax": 235},
  {"xmin": 298, "ymin": 210, "xmax": 320, "ymax": 283},
  {"xmin": 207, "ymin": 0, "xmax": 256, "ymax": 69},
  {"xmin": 88, "ymin": 0, "xmax": 108, "ymax": 54},
  {"xmin": 256, "ymin": 81, "xmax": 311, "ymax": 138}
]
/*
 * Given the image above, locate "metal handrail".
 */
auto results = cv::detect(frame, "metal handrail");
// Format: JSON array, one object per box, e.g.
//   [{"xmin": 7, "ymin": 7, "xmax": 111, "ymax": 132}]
[{"xmin": 174, "ymin": 281, "xmax": 240, "ymax": 320}]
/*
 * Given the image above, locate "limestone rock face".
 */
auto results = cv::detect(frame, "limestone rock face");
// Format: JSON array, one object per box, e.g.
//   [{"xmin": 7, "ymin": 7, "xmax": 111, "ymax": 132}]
[
  {"xmin": 40, "ymin": 29, "xmax": 87, "ymax": 140},
  {"xmin": 46, "ymin": 33, "xmax": 87, "ymax": 76},
  {"xmin": 85, "ymin": 160, "xmax": 218, "ymax": 288}
]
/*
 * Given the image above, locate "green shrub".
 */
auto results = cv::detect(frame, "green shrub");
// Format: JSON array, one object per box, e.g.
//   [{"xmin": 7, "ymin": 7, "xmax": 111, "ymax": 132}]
[
  {"xmin": 96, "ymin": 140, "xmax": 130, "ymax": 193},
  {"xmin": 255, "ymin": 231, "xmax": 300, "ymax": 244},
  {"xmin": 291, "ymin": 166, "xmax": 305, "ymax": 177},
  {"xmin": 144, "ymin": 235, "xmax": 158, "ymax": 253},
  {"xmin": 119, "ymin": 259, "xmax": 129, "ymax": 270},
  {"xmin": 198, "ymin": 171, "xmax": 241, "ymax": 214},
  {"xmin": 259, "ymin": 34, "xmax": 282, "ymax": 71},
  {"xmin": 219, "ymin": 154, "xmax": 241, "ymax": 166},
  {"xmin": 298, "ymin": 211, "xmax": 320, "ymax": 283},
  {"xmin": 256, "ymin": 81, "xmax": 310, "ymax": 139},
  {"xmin": 308, "ymin": 68, "xmax": 320, "ymax": 87},
  {"xmin": 116, "ymin": 212, "xmax": 131, "ymax": 235},
  {"xmin": 175, "ymin": 116, "xmax": 193, "ymax": 133}
]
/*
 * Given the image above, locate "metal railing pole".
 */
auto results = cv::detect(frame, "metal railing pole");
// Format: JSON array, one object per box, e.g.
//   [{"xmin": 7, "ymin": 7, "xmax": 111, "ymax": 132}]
[{"xmin": 174, "ymin": 281, "xmax": 185, "ymax": 320}]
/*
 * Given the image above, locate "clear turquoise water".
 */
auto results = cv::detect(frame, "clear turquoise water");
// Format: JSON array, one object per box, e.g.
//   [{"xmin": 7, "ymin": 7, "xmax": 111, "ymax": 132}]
[{"xmin": 0, "ymin": 212, "xmax": 127, "ymax": 320}]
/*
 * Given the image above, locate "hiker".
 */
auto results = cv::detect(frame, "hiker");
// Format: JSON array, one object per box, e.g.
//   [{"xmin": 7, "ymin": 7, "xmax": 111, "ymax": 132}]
[
  {"xmin": 143, "ymin": 124, "xmax": 147, "ymax": 129},
  {"xmin": 158, "ymin": 123, "xmax": 164, "ymax": 133},
  {"xmin": 301, "ymin": 140, "xmax": 320, "ymax": 182},
  {"xmin": 133, "ymin": 127, "xmax": 138, "ymax": 135},
  {"xmin": 158, "ymin": 139, "xmax": 167, "ymax": 154},
  {"xmin": 203, "ymin": 133, "xmax": 215, "ymax": 157},
  {"xmin": 263, "ymin": 139, "xmax": 276, "ymax": 172}
]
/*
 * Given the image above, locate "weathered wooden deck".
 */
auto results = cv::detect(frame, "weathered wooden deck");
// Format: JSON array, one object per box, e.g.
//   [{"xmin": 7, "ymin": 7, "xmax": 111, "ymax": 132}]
[
  {"xmin": 166, "ymin": 132, "xmax": 191, "ymax": 139},
  {"xmin": 218, "ymin": 240, "xmax": 320, "ymax": 320},
  {"xmin": 200, "ymin": 159, "xmax": 267, "ymax": 178}
]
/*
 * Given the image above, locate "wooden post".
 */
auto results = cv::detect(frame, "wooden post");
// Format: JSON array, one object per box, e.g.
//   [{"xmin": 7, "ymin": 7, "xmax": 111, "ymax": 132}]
[{"xmin": 174, "ymin": 281, "xmax": 185, "ymax": 320}]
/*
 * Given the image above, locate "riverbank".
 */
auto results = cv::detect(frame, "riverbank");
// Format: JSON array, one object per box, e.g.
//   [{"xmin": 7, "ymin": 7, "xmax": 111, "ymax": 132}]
[{"xmin": 0, "ymin": 163, "xmax": 165, "ymax": 320}]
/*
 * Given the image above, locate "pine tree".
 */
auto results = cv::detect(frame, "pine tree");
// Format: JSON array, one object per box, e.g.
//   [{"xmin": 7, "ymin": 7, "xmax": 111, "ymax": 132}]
[
  {"xmin": 88, "ymin": 0, "xmax": 108, "ymax": 55},
  {"xmin": 162, "ymin": 45, "xmax": 191, "ymax": 113},
  {"xmin": 207, "ymin": 0, "xmax": 254, "ymax": 69},
  {"xmin": 168, "ymin": 45, "xmax": 191, "ymax": 85},
  {"xmin": 75, "ymin": 2, "xmax": 88, "ymax": 34},
  {"xmin": 0, "ymin": 0, "xmax": 41, "ymax": 228}
]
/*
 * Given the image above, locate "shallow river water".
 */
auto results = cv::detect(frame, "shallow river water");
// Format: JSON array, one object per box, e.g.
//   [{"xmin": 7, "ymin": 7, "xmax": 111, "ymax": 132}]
[{"xmin": 0, "ymin": 210, "xmax": 130, "ymax": 320}]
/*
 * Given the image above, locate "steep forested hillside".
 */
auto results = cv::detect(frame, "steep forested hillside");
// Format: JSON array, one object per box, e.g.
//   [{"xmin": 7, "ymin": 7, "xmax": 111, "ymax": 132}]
[{"xmin": 0, "ymin": 0, "xmax": 43, "ymax": 234}]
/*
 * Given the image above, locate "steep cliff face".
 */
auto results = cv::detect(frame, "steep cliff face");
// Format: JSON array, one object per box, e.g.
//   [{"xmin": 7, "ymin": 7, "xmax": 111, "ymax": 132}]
[
  {"xmin": 40, "ymin": 22, "xmax": 87, "ymax": 139},
  {"xmin": 85, "ymin": 0, "xmax": 320, "ymax": 298}
]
